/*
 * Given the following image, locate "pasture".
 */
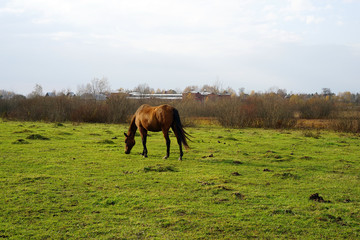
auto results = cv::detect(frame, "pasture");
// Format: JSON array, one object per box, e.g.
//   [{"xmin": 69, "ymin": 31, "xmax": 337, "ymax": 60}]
[{"xmin": 1, "ymin": 120, "xmax": 360, "ymax": 239}]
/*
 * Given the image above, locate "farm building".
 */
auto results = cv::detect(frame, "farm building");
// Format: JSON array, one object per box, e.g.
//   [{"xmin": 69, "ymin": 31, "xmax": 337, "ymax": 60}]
[
  {"xmin": 110, "ymin": 91, "xmax": 231, "ymax": 101},
  {"xmin": 126, "ymin": 92, "xmax": 183, "ymax": 100},
  {"xmin": 182, "ymin": 91, "xmax": 231, "ymax": 102}
]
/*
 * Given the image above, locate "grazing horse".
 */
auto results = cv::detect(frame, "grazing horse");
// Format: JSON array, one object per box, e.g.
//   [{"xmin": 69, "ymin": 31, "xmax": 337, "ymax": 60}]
[{"xmin": 124, "ymin": 104, "xmax": 190, "ymax": 160}]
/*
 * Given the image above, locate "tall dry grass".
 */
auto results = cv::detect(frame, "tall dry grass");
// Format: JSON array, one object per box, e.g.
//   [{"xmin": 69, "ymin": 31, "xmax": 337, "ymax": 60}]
[{"xmin": 3, "ymin": 93, "xmax": 359, "ymax": 132}]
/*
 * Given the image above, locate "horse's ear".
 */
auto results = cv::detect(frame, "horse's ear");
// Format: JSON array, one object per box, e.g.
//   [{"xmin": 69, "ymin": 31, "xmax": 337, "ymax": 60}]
[{"xmin": 124, "ymin": 132, "xmax": 128, "ymax": 137}]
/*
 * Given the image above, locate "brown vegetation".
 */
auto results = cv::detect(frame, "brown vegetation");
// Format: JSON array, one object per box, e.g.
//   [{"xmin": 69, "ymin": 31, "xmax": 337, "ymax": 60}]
[{"xmin": 1, "ymin": 90, "xmax": 360, "ymax": 133}]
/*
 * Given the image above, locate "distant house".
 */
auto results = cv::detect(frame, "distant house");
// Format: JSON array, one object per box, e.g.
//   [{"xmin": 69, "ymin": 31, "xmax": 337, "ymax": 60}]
[
  {"xmin": 66, "ymin": 92, "xmax": 76, "ymax": 97},
  {"xmin": 95, "ymin": 94, "xmax": 107, "ymax": 101},
  {"xmin": 45, "ymin": 92, "xmax": 76, "ymax": 98},
  {"xmin": 80, "ymin": 93, "xmax": 107, "ymax": 101},
  {"xmin": 45, "ymin": 92, "xmax": 56, "ymax": 97}
]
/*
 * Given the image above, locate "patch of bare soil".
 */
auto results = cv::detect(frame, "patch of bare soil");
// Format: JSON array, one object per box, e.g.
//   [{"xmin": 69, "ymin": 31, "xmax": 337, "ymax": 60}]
[{"xmin": 309, "ymin": 193, "xmax": 331, "ymax": 203}]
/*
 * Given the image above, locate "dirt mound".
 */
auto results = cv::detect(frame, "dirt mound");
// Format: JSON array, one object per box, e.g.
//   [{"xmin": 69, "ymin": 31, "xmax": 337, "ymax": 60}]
[
  {"xmin": 309, "ymin": 193, "xmax": 331, "ymax": 203},
  {"xmin": 26, "ymin": 134, "xmax": 50, "ymax": 140}
]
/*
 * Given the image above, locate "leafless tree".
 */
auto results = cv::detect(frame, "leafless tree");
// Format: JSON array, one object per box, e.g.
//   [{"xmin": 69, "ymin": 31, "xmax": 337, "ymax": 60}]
[
  {"xmin": 77, "ymin": 77, "xmax": 111, "ymax": 96},
  {"xmin": 28, "ymin": 84, "xmax": 43, "ymax": 98},
  {"xmin": 0, "ymin": 90, "xmax": 16, "ymax": 99},
  {"xmin": 133, "ymin": 83, "xmax": 153, "ymax": 94},
  {"xmin": 201, "ymin": 84, "xmax": 219, "ymax": 94},
  {"xmin": 183, "ymin": 85, "xmax": 199, "ymax": 93}
]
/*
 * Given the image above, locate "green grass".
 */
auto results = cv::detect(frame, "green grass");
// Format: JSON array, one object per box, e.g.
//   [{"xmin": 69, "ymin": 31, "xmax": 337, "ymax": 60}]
[{"xmin": 1, "ymin": 120, "xmax": 360, "ymax": 239}]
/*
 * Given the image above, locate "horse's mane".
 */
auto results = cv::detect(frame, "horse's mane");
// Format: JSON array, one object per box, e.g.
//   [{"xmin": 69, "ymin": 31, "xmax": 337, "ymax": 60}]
[{"xmin": 127, "ymin": 115, "xmax": 137, "ymax": 137}]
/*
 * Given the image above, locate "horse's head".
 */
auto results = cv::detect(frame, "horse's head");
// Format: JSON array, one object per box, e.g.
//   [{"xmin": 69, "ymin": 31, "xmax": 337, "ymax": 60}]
[{"xmin": 124, "ymin": 133, "xmax": 135, "ymax": 154}]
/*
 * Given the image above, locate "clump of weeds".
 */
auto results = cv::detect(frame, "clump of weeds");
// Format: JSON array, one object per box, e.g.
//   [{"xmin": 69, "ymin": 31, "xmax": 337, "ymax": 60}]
[{"xmin": 26, "ymin": 134, "xmax": 50, "ymax": 140}]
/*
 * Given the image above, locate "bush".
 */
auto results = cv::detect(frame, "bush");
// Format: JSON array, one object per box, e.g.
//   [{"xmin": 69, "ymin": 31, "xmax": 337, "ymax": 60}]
[
  {"xmin": 331, "ymin": 117, "xmax": 360, "ymax": 133},
  {"xmin": 257, "ymin": 94, "xmax": 296, "ymax": 128},
  {"xmin": 0, "ymin": 92, "xmax": 356, "ymax": 132},
  {"xmin": 216, "ymin": 94, "xmax": 296, "ymax": 129},
  {"xmin": 300, "ymin": 97, "xmax": 335, "ymax": 119},
  {"xmin": 106, "ymin": 94, "xmax": 147, "ymax": 123},
  {"xmin": 215, "ymin": 97, "xmax": 257, "ymax": 128}
]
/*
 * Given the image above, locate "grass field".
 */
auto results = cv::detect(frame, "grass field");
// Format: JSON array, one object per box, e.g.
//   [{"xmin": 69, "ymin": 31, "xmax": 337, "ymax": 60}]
[{"xmin": 1, "ymin": 120, "xmax": 360, "ymax": 239}]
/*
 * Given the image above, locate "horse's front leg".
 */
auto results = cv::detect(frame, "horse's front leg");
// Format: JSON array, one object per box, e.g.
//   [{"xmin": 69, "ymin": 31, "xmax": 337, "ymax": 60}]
[
  {"xmin": 139, "ymin": 128, "xmax": 148, "ymax": 158},
  {"xmin": 163, "ymin": 130, "xmax": 170, "ymax": 159}
]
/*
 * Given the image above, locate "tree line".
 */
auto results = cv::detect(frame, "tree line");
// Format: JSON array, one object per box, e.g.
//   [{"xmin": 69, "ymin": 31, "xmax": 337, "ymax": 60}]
[{"xmin": 1, "ymin": 81, "xmax": 360, "ymax": 133}]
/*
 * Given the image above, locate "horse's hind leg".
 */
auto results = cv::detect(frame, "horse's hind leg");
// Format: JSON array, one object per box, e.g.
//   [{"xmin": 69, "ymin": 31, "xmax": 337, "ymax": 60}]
[
  {"xmin": 163, "ymin": 130, "xmax": 170, "ymax": 159},
  {"xmin": 171, "ymin": 126, "xmax": 183, "ymax": 161},
  {"xmin": 178, "ymin": 141, "xmax": 183, "ymax": 161}
]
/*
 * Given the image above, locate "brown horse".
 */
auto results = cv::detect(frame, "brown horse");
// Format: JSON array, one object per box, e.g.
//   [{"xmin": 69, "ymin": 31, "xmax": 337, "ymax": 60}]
[{"xmin": 124, "ymin": 104, "xmax": 190, "ymax": 160}]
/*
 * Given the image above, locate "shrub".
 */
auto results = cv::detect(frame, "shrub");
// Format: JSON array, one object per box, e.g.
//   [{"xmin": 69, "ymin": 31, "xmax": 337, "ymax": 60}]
[
  {"xmin": 331, "ymin": 117, "xmax": 360, "ymax": 133},
  {"xmin": 0, "ymin": 91, "xmax": 356, "ymax": 132},
  {"xmin": 216, "ymin": 94, "xmax": 296, "ymax": 129},
  {"xmin": 106, "ymin": 94, "xmax": 139, "ymax": 123},
  {"xmin": 257, "ymin": 94, "xmax": 296, "ymax": 128},
  {"xmin": 70, "ymin": 100, "xmax": 110, "ymax": 123},
  {"xmin": 300, "ymin": 97, "xmax": 335, "ymax": 119}
]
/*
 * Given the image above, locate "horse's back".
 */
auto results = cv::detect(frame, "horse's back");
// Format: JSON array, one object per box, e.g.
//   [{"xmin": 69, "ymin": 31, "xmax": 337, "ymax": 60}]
[
  {"xmin": 136, "ymin": 104, "xmax": 174, "ymax": 131},
  {"xmin": 135, "ymin": 104, "xmax": 152, "ymax": 114},
  {"xmin": 154, "ymin": 104, "xmax": 174, "ymax": 123},
  {"xmin": 154, "ymin": 104, "xmax": 174, "ymax": 114}
]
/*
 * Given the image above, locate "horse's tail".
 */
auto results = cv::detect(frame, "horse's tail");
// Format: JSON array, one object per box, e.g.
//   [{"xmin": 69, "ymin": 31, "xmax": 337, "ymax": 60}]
[{"xmin": 172, "ymin": 108, "xmax": 190, "ymax": 149}]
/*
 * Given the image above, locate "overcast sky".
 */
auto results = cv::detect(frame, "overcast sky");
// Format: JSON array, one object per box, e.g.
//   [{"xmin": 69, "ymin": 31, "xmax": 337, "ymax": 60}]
[{"xmin": 1, "ymin": 0, "xmax": 359, "ymax": 95}]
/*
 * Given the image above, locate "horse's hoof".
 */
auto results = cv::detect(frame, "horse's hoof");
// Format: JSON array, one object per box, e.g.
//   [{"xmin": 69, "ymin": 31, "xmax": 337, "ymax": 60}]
[
  {"xmin": 178, "ymin": 157, "xmax": 182, "ymax": 161},
  {"xmin": 163, "ymin": 156, "xmax": 168, "ymax": 159},
  {"xmin": 143, "ymin": 155, "xmax": 148, "ymax": 158}
]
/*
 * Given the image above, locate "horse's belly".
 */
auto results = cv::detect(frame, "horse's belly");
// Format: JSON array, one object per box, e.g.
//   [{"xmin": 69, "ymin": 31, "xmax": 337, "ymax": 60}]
[
  {"xmin": 145, "ymin": 125, "xmax": 162, "ymax": 132},
  {"xmin": 148, "ymin": 128, "xmax": 161, "ymax": 132}
]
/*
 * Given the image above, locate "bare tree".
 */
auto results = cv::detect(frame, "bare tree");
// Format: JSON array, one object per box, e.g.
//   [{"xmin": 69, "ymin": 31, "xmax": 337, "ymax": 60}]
[
  {"xmin": 277, "ymin": 89, "xmax": 287, "ymax": 98},
  {"xmin": 223, "ymin": 87, "xmax": 237, "ymax": 96},
  {"xmin": 201, "ymin": 84, "xmax": 220, "ymax": 94},
  {"xmin": 155, "ymin": 88, "xmax": 163, "ymax": 94},
  {"xmin": 183, "ymin": 85, "xmax": 199, "ymax": 93},
  {"xmin": 93, "ymin": 77, "xmax": 111, "ymax": 94},
  {"xmin": 28, "ymin": 84, "xmax": 43, "ymax": 98},
  {"xmin": 77, "ymin": 77, "xmax": 111, "ymax": 97},
  {"xmin": 322, "ymin": 88, "xmax": 333, "ymax": 96},
  {"xmin": 133, "ymin": 83, "xmax": 153, "ymax": 94},
  {"xmin": 0, "ymin": 90, "xmax": 16, "ymax": 99}
]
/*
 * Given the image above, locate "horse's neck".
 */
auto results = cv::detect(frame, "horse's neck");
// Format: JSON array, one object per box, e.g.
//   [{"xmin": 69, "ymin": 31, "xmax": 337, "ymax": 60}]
[{"xmin": 127, "ymin": 115, "xmax": 137, "ymax": 137}]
